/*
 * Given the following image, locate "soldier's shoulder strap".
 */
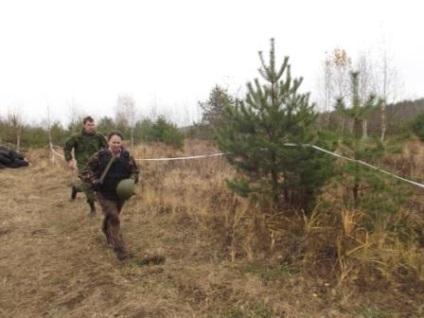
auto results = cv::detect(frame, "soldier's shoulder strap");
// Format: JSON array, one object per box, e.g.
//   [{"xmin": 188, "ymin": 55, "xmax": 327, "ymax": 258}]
[{"xmin": 99, "ymin": 153, "xmax": 116, "ymax": 184}]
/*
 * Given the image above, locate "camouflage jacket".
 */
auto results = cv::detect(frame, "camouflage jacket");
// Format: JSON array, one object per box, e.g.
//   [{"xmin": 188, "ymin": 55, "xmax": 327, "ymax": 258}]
[
  {"xmin": 79, "ymin": 147, "xmax": 139, "ymax": 187},
  {"xmin": 63, "ymin": 130, "xmax": 108, "ymax": 167}
]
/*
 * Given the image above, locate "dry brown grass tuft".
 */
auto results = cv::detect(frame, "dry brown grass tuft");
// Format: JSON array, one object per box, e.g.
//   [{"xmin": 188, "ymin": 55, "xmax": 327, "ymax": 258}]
[{"xmin": 1, "ymin": 141, "xmax": 423, "ymax": 317}]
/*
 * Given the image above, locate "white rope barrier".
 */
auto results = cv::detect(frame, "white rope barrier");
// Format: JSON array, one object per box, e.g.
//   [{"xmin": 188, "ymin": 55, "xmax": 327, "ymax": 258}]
[
  {"xmin": 48, "ymin": 143, "xmax": 424, "ymax": 189},
  {"xmin": 49, "ymin": 143, "xmax": 65, "ymax": 159},
  {"xmin": 49, "ymin": 143, "xmax": 225, "ymax": 161},
  {"xmin": 283, "ymin": 143, "xmax": 424, "ymax": 189},
  {"xmin": 134, "ymin": 152, "xmax": 226, "ymax": 161}
]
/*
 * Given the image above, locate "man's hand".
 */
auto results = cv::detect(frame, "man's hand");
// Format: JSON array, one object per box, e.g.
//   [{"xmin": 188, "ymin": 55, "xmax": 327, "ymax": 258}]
[
  {"xmin": 130, "ymin": 174, "xmax": 139, "ymax": 184},
  {"xmin": 67, "ymin": 160, "xmax": 76, "ymax": 170},
  {"xmin": 92, "ymin": 179, "xmax": 102, "ymax": 192}
]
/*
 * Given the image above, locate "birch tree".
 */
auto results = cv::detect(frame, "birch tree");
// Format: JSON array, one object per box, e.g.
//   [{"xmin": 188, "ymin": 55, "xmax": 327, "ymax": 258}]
[
  {"xmin": 319, "ymin": 48, "xmax": 352, "ymax": 131},
  {"xmin": 375, "ymin": 44, "xmax": 402, "ymax": 141},
  {"xmin": 115, "ymin": 94, "xmax": 137, "ymax": 147},
  {"xmin": 354, "ymin": 51, "xmax": 377, "ymax": 138},
  {"xmin": 7, "ymin": 105, "xmax": 24, "ymax": 152}
]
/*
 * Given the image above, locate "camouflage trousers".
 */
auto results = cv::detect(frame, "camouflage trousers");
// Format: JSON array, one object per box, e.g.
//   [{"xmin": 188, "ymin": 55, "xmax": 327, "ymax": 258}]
[
  {"xmin": 73, "ymin": 179, "xmax": 96, "ymax": 204},
  {"xmin": 74, "ymin": 164, "xmax": 96, "ymax": 204},
  {"xmin": 96, "ymin": 193, "xmax": 126, "ymax": 253}
]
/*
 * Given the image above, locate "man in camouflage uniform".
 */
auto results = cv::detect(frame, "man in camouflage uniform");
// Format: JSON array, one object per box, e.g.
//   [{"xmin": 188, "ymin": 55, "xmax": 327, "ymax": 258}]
[
  {"xmin": 64, "ymin": 116, "xmax": 108, "ymax": 216},
  {"xmin": 80, "ymin": 130, "xmax": 139, "ymax": 261}
]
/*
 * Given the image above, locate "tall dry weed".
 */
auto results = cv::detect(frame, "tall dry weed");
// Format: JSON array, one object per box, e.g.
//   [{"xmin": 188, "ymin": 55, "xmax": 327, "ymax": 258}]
[{"xmin": 123, "ymin": 140, "xmax": 424, "ymax": 287}]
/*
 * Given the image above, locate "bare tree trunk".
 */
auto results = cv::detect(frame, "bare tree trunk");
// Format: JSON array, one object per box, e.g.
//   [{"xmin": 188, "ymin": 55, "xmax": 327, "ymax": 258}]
[
  {"xmin": 9, "ymin": 112, "xmax": 22, "ymax": 152},
  {"xmin": 16, "ymin": 126, "xmax": 21, "ymax": 153},
  {"xmin": 380, "ymin": 100, "xmax": 386, "ymax": 141},
  {"xmin": 380, "ymin": 58, "xmax": 387, "ymax": 141},
  {"xmin": 379, "ymin": 45, "xmax": 391, "ymax": 142},
  {"xmin": 362, "ymin": 120, "xmax": 368, "ymax": 139}
]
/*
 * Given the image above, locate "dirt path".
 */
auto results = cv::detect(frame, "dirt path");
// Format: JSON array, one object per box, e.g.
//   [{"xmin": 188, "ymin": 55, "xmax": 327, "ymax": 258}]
[{"xmin": 0, "ymin": 165, "xmax": 165, "ymax": 317}]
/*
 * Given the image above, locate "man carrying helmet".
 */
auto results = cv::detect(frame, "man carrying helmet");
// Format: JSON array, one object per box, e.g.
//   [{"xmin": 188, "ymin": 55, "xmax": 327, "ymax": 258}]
[{"xmin": 80, "ymin": 130, "xmax": 139, "ymax": 261}]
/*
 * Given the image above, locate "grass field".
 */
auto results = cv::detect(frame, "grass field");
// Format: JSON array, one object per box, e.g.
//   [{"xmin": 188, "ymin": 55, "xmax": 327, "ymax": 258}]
[{"xmin": 1, "ymin": 142, "xmax": 423, "ymax": 317}]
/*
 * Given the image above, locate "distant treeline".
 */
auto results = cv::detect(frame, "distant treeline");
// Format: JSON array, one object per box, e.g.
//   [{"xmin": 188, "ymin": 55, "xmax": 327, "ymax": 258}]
[
  {"xmin": 317, "ymin": 98, "xmax": 424, "ymax": 137},
  {"xmin": 1, "ymin": 98, "xmax": 424, "ymax": 151},
  {"xmin": 0, "ymin": 115, "xmax": 185, "ymax": 151}
]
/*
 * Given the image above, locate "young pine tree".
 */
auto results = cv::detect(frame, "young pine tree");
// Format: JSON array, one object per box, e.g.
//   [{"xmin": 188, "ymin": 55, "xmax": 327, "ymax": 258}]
[
  {"xmin": 214, "ymin": 39, "xmax": 334, "ymax": 213},
  {"xmin": 200, "ymin": 85, "xmax": 234, "ymax": 126},
  {"xmin": 334, "ymin": 71, "xmax": 412, "ymax": 231},
  {"xmin": 335, "ymin": 71, "xmax": 383, "ymax": 207},
  {"xmin": 194, "ymin": 85, "xmax": 234, "ymax": 140}
]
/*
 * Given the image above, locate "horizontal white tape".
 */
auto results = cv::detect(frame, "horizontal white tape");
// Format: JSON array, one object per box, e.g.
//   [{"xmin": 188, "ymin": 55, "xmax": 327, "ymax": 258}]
[
  {"xmin": 49, "ymin": 143, "xmax": 424, "ymax": 189},
  {"xmin": 135, "ymin": 153, "xmax": 226, "ymax": 161},
  {"xmin": 283, "ymin": 143, "xmax": 424, "ymax": 189}
]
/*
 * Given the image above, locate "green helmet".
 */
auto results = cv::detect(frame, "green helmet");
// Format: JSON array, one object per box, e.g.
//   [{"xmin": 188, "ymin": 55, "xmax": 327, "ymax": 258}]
[{"xmin": 116, "ymin": 178, "xmax": 135, "ymax": 200}]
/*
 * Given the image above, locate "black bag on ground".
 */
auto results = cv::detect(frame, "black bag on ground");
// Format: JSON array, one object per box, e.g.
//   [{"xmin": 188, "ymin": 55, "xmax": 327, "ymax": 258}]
[{"xmin": 0, "ymin": 146, "xmax": 29, "ymax": 168}]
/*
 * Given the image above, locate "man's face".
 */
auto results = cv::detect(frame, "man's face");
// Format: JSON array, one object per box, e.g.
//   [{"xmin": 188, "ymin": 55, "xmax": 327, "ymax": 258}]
[{"xmin": 83, "ymin": 121, "xmax": 96, "ymax": 133}]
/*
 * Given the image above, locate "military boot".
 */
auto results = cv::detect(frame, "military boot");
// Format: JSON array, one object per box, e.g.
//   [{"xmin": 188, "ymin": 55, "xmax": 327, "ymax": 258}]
[
  {"xmin": 115, "ymin": 248, "xmax": 128, "ymax": 261},
  {"xmin": 71, "ymin": 186, "xmax": 78, "ymax": 200},
  {"xmin": 102, "ymin": 224, "xmax": 111, "ymax": 244},
  {"xmin": 88, "ymin": 201, "xmax": 96, "ymax": 217}
]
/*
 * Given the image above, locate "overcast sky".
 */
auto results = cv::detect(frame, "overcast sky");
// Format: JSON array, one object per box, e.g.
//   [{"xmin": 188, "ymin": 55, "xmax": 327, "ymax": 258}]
[{"xmin": 0, "ymin": 0, "xmax": 422, "ymax": 126}]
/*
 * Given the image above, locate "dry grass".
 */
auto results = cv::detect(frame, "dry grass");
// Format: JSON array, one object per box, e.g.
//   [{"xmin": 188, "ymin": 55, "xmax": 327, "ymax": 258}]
[{"xmin": 1, "ymin": 140, "xmax": 423, "ymax": 317}]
